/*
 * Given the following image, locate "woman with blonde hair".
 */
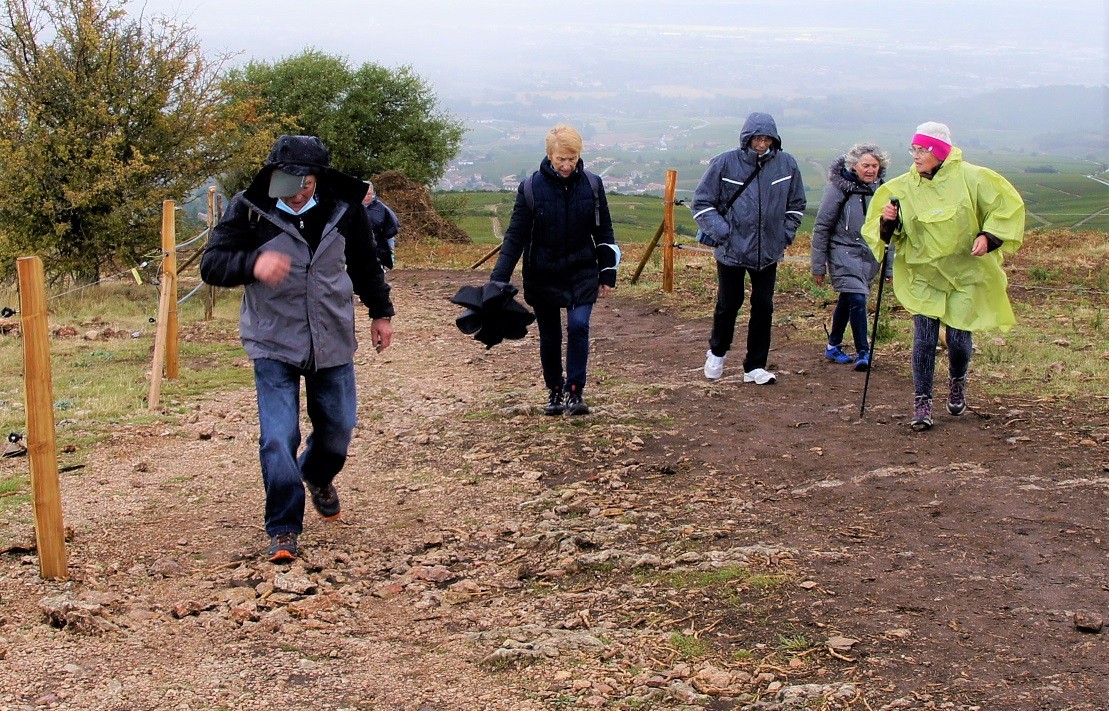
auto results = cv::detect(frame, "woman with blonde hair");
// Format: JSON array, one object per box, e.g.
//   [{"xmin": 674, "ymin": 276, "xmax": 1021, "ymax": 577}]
[{"xmin": 491, "ymin": 124, "xmax": 620, "ymax": 415}]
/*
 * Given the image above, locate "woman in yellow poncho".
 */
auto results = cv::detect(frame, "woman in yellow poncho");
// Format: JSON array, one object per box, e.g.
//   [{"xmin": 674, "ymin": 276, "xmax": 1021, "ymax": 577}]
[{"xmin": 863, "ymin": 122, "xmax": 1024, "ymax": 431}]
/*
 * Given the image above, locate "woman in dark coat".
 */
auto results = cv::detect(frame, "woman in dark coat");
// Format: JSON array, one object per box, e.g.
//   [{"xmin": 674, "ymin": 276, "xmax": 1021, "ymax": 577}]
[
  {"xmin": 810, "ymin": 142, "xmax": 891, "ymax": 371},
  {"xmin": 490, "ymin": 124, "xmax": 619, "ymax": 416}
]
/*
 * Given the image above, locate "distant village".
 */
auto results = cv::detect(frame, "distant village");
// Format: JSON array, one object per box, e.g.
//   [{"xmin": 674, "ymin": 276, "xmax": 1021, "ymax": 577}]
[
  {"xmin": 437, "ymin": 161, "xmax": 670, "ymax": 195},
  {"xmin": 436, "ymin": 124, "xmax": 722, "ymax": 195}
]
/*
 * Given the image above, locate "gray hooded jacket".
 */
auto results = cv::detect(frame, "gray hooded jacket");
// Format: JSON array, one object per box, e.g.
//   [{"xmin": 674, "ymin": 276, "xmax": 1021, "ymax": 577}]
[
  {"xmin": 691, "ymin": 112, "xmax": 806, "ymax": 270},
  {"xmin": 810, "ymin": 155, "xmax": 890, "ymax": 294}
]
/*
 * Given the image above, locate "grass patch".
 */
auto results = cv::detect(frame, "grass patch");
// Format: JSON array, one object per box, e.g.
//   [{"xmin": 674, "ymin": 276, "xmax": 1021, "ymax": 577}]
[
  {"xmin": 0, "ymin": 473, "xmax": 31, "ymax": 518},
  {"xmin": 669, "ymin": 631, "xmax": 711, "ymax": 661},
  {"xmin": 777, "ymin": 633, "xmax": 816, "ymax": 653},
  {"xmin": 0, "ymin": 281, "xmax": 252, "ymax": 448}
]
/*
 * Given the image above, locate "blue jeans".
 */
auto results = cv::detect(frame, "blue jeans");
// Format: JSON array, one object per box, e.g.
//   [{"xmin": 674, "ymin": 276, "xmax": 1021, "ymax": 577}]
[
  {"xmin": 709, "ymin": 261, "xmax": 777, "ymax": 372},
  {"xmin": 253, "ymin": 359, "xmax": 357, "ymax": 536},
  {"xmin": 534, "ymin": 303, "xmax": 593, "ymax": 392},
  {"xmin": 829, "ymin": 292, "xmax": 870, "ymax": 354}
]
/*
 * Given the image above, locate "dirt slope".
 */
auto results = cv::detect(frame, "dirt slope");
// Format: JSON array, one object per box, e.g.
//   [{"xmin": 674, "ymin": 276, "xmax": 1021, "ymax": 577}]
[{"xmin": 0, "ymin": 268, "xmax": 1105, "ymax": 711}]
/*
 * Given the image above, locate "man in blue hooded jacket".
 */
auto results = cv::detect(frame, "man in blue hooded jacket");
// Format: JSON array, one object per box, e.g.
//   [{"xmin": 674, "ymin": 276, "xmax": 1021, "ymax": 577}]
[
  {"xmin": 362, "ymin": 179, "xmax": 400, "ymax": 270},
  {"xmin": 201, "ymin": 135, "xmax": 394, "ymax": 563},
  {"xmin": 692, "ymin": 112, "xmax": 806, "ymax": 385}
]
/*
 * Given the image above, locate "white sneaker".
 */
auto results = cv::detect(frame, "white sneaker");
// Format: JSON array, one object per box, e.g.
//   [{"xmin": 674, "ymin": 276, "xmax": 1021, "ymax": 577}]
[
  {"xmin": 743, "ymin": 368, "xmax": 777, "ymax": 385},
  {"xmin": 703, "ymin": 350, "xmax": 726, "ymax": 380}
]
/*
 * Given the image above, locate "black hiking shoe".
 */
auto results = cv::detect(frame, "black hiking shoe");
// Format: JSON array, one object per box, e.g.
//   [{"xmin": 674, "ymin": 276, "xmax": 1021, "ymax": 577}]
[
  {"xmin": 564, "ymin": 385, "xmax": 590, "ymax": 416},
  {"xmin": 544, "ymin": 388, "xmax": 564, "ymax": 416},
  {"xmin": 267, "ymin": 532, "xmax": 298, "ymax": 563},
  {"xmin": 305, "ymin": 481, "xmax": 341, "ymax": 520}
]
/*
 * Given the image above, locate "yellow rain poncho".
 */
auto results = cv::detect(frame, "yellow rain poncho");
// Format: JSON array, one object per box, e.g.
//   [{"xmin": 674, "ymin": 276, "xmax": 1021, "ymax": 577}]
[{"xmin": 862, "ymin": 147, "xmax": 1025, "ymax": 332}]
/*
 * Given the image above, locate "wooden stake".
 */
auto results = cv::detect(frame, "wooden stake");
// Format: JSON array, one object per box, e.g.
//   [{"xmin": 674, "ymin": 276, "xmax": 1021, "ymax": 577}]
[
  {"xmin": 149, "ymin": 200, "xmax": 177, "ymax": 410},
  {"xmin": 470, "ymin": 243, "xmax": 502, "ymax": 270},
  {"xmin": 163, "ymin": 200, "xmax": 179, "ymax": 380},
  {"xmin": 662, "ymin": 170, "xmax": 677, "ymax": 293},
  {"xmin": 630, "ymin": 220, "xmax": 666, "ymax": 285},
  {"xmin": 16, "ymin": 256, "xmax": 68, "ymax": 580}
]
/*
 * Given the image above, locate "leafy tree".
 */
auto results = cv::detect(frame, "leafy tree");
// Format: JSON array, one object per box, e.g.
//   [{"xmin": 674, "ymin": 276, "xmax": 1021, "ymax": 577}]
[
  {"xmin": 224, "ymin": 51, "xmax": 465, "ymax": 190},
  {"xmin": 0, "ymin": 0, "xmax": 280, "ymax": 283}
]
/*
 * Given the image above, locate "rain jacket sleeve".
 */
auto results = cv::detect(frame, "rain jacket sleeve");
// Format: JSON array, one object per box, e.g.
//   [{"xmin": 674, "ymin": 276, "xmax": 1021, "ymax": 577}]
[
  {"xmin": 862, "ymin": 183, "xmax": 895, "ymax": 265},
  {"xmin": 810, "ymin": 184, "xmax": 843, "ymax": 277},
  {"xmin": 966, "ymin": 164, "xmax": 1025, "ymax": 254},
  {"xmin": 593, "ymin": 186, "xmax": 619, "ymax": 288},
  {"xmin": 783, "ymin": 158, "xmax": 806, "ymax": 246},
  {"xmin": 345, "ymin": 204, "xmax": 395, "ymax": 319},
  {"xmin": 200, "ymin": 195, "xmax": 263, "ymax": 287},
  {"xmin": 489, "ymin": 186, "xmax": 530, "ymax": 285},
  {"xmin": 690, "ymin": 156, "xmax": 730, "ymax": 245}
]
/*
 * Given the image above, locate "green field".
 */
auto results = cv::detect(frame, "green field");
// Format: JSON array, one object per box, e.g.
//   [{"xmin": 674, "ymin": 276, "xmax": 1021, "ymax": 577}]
[
  {"xmin": 447, "ymin": 149, "xmax": 1107, "ymax": 243},
  {"xmin": 448, "ymin": 112, "xmax": 1107, "ymax": 236},
  {"xmin": 452, "ymin": 191, "xmax": 700, "ymax": 247}
]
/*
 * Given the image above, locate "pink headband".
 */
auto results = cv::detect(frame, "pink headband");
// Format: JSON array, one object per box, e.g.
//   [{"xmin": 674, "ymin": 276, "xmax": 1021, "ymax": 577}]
[{"xmin": 911, "ymin": 133, "xmax": 951, "ymax": 160}]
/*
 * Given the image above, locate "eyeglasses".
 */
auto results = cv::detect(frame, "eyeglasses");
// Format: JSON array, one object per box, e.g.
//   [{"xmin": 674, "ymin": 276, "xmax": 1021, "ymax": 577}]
[{"xmin": 908, "ymin": 146, "xmax": 933, "ymax": 157}]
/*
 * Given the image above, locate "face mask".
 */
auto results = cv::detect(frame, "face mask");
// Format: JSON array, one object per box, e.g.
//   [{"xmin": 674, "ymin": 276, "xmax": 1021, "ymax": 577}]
[{"xmin": 276, "ymin": 196, "xmax": 317, "ymax": 216}]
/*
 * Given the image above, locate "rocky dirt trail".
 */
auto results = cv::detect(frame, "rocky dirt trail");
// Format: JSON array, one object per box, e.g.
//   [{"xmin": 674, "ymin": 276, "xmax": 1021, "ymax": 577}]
[{"xmin": 0, "ymin": 268, "xmax": 1105, "ymax": 711}]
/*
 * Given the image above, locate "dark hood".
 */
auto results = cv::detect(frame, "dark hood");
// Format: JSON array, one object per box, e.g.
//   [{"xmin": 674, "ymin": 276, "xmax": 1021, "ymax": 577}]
[
  {"xmin": 739, "ymin": 112, "xmax": 782, "ymax": 151},
  {"xmin": 243, "ymin": 135, "xmax": 369, "ymax": 207},
  {"xmin": 267, "ymin": 135, "xmax": 331, "ymax": 176}
]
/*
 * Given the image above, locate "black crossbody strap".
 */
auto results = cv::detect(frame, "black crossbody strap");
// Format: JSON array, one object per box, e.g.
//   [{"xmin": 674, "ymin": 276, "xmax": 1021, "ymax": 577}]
[{"xmin": 720, "ymin": 159, "xmax": 765, "ymax": 216}]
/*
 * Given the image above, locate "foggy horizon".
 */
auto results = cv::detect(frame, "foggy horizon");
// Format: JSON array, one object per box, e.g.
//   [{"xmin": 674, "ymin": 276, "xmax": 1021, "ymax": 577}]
[{"xmin": 135, "ymin": 0, "xmax": 1106, "ymax": 104}]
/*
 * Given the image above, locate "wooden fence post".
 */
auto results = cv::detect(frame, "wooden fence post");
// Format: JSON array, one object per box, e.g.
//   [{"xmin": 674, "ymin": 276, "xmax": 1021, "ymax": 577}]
[
  {"xmin": 148, "ymin": 200, "xmax": 178, "ymax": 410},
  {"xmin": 16, "ymin": 256, "xmax": 68, "ymax": 580},
  {"xmin": 662, "ymin": 170, "xmax": 677, "ymax": 293},
  {"xmin": 163, "ymin": 200, "xmax": 179, "ymax": 380}
]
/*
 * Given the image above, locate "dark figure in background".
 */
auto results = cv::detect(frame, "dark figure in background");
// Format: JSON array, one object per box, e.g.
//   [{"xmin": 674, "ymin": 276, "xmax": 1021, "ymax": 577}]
[
  {"xmin": 811, "ymin": 142, "xmax": 891, "ymax": 372},
  {"xmin": 362, "ymin": 179, "xmax": 400, "ymax": 270},
  {"xmin": 201, "ymin": 135, "xmax": 394, "ymax": 563},
  {"xmin": 490, "ymin": 124, "xmax": 620, "ymax": 416},
  {"xmin": 692, "ymin": 112, "xmax": 806, "ymax": 385}
]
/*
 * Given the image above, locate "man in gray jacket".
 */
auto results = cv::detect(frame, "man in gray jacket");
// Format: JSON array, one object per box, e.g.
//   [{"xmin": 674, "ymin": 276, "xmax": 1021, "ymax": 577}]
[
  {"xmin": 692, "ymin": 112, "xmax": 806, "ymax": 385},
  {"xmin": 201, "ymin": 135, "xmax": 394, "ymax": 563}
]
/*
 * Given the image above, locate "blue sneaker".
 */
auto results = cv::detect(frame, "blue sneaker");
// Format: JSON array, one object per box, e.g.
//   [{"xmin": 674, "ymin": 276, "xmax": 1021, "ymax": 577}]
[
  {"xmin": 854, "ymin": 350, "xmax": 871, "ymax": 372},
  {"xmin": 824, "ymin": 344, "xmax": 852, "ymax": 364}
]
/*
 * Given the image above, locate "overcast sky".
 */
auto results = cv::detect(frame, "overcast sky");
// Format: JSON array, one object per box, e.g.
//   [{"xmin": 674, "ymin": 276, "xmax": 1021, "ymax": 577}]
[{"xmin": 133, "ymin": 0, "xmax": 1105, "ymax": 100}]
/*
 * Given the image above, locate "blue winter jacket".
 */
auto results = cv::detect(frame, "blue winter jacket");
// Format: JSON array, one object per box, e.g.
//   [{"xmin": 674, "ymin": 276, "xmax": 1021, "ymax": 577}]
[
  {"xmin": 691, "ymin": 112, "xmax": 807, "ymax": 270},
  {"xmin": 491, "ymin": 157, "xmax": 618, "ymax": 308}
]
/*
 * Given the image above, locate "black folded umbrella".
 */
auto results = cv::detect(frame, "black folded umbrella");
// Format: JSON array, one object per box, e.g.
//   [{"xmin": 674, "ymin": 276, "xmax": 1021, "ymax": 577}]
[{"xmin": 450, "ymin": 281, "xmax": 536, "ymax": 349}]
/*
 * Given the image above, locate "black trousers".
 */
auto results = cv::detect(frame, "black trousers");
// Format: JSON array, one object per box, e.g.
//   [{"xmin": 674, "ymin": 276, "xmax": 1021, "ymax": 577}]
[{"xmin": 709, "ymin": 261, "xmax": 777, "ymax": 372}]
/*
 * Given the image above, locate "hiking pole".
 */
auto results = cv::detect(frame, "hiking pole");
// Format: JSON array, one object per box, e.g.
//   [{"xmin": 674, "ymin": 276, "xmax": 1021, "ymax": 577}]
[{"xmin": 860, "ymin": 198, "xmax": 897, "ymax": 417}]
